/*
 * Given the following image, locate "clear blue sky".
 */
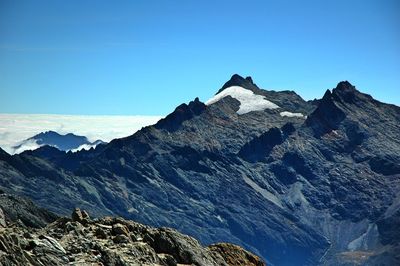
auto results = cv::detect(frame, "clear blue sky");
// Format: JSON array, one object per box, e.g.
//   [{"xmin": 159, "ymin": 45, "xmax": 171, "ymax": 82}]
[{"xmin": 0, "ymin": 0, "xmax": 399, "ymax": 115}]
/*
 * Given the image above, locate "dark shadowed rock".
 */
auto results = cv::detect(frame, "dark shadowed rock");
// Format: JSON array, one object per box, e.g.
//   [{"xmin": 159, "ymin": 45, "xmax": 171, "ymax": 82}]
[
  {"xmin": 306, "ymin": 89, "xmax": 346, "ymax": 136},
  {"xmin": 71, "ymin": 208, "xmax": 83, "ymax": 222},
  {"xmin": 0, "ymin": 193, "xmax": 57, "ymax": 228},
  {"xmin": 112, "ymin": 223, "xmax": 129, "ymax": 237},
  {"xmin": 217, "ymin": 74, "xmax": 260, "ymax": 94},
  {"xmin": 155, "ymin": 97, "xmax": 206, "ymax": 132},
  {"xmin": 239, "ymin": 127, "xmax": 284, "ymax": 162}
]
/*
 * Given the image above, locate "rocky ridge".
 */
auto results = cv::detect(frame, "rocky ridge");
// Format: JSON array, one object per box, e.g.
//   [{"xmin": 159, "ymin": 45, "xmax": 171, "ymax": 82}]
[{"xmin": 0, "ymin": 206, "xmax": 264, "ymax": 266}]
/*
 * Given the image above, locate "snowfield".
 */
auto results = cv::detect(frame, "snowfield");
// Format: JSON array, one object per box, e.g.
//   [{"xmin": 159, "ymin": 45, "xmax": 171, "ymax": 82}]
[
  {"xmin": 279, "ymin": 111, "xmax": 305, "ymax": 118},
  {"xmin": 205, "ymin": 86, "xmax": 280, "ymax": 115}
]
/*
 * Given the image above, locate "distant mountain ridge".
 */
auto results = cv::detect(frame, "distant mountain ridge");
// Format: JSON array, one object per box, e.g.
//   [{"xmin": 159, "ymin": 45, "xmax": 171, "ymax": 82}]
[
  {"xmin": 12, "ymin": 130, "xmax": 105, "ymax": 153},
  {"xmin": 0, "ymin": 74, "xmax": 399, "ymax": 265}
]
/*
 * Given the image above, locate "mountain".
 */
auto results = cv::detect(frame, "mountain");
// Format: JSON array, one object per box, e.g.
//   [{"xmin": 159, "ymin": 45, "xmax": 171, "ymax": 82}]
[
  {"xmin": 12, "ymin": 131, "xmax": 105, "ymax": 153},
  {"xmin": 0, "ymin": 193, "xmax": 264, "ymax": 266},
  {"xmin": 0, "ymin": 190, "xmax": 58, "ymax": 228},
  {"xmin": 0, "ymin": 74, "xmax": 399, "ymax": 265}
]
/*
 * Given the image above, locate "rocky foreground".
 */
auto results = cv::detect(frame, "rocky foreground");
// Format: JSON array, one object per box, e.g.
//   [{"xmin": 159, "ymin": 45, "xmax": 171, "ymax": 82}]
[{"xmin": 0, "ymin": 206, "xmax": 265, "ymax": 266}]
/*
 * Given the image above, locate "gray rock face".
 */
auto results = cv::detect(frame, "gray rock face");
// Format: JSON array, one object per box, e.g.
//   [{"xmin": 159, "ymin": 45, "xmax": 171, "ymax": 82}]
[
  {"xmin": 0, "ymin": 208, "xmax": 265, "ymax": 266},
  {"xmin": 0, "ymin": 193, "xmax": 57, "ymax": 228},
  {"xmin": 0, "ymin": 74, "xmax": 399, "ymax": 265},
  {"xmin": 0, "ymin": 208, "xmax": 6, "ymax": 227}
]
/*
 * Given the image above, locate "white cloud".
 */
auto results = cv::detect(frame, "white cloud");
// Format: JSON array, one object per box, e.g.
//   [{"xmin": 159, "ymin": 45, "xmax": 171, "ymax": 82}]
[
  {"xmin": 0, "ymin": 114, "xmax": 163, "ymax": 154},
  {"xmin": 12, "ymin": 139, "xmax": 43, "ymax": 154}
]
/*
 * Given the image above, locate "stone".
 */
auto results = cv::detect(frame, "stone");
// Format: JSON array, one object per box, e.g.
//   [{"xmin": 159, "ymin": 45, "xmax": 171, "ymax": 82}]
[
  {"xmin": 32, "ymin": 235, "xmax": 66, "ymax": 255},
  {"xmin": 0, "ymin": 206, "xmax": 265, "ymax": 266},
  {"xmin": 71, "ymin": 208, "xmax": 83, "ymax": 223},
  {"xmin": 94, "ymin": 227, "xmax": 108, "ymax": 239},
  {"xmin": 157, "ymin": 253, "xmax": 177, "ymax": 266},
  {"xmin": 0, "ymin": 207, "xmax": 6, "ymax": 227},
  {"xmin": 81, "ymin": 210, "xmax": 90, "ymax": 219},
  {"xmin": 113, "ymin": 234, "xmax": 130, "ymax": 244},
  {"xmin": 208, "ymin": 243, "xmax": 265, "ymax": 266},
  {"xmin": 112, "ymin": 223, "xmax": 129, "ymax": 237}
]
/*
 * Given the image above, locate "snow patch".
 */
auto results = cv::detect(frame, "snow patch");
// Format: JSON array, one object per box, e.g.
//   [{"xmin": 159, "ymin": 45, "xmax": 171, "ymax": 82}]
[
  {"xmin": 216, "ymin": 215, "xmax": 224, "ymax": 223},
  {"xmin": 206, "ymin": 86, "xmax": 279, "ymax": 115},
  {"xmin": 280, "ymin": 111, "xmax": 305, "ymax": 118}
]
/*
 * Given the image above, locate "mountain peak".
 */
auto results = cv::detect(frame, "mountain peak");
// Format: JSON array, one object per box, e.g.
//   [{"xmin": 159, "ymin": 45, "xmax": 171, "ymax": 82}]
[
  {"xmin": 231, "ymin": 73, "xmax": 245, "ymax": 81},
  {"xmin": 335, "ymin": 80, "xmax": 355, "ymax": 91},
  {"xmin": 228, "ymin": 74, "xmax": 254, "ymax": 83},
  {"xmin": 155, "ymin": 97, "xmax": 206, "ymax": 132},
  {"xmin": 333, "ymin": 81, "xmax": 357, "ymax": 99},
  {"xmin": 332, "ymin": 81, "xmax": 373, "ymax": 104},
  {"xmin": 305, "ymin": 88, "xmax": 346, "ymax": 136},
  {"xmin": 12, "ymin": 131, "xmax": 105, "ymax": 153},
  {"xmin": 216, "ymin": 74, "xmax": 259, "ymax": 94},
  {"xmin": 245, "ymin": 76, "xmax": 254, "ymax": 83}
]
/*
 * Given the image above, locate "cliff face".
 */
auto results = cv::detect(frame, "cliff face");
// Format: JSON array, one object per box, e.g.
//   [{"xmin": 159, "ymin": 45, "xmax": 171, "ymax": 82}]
[{"xmin": 0, "ymin": 75, "xmax": 399, "ymax": 265}]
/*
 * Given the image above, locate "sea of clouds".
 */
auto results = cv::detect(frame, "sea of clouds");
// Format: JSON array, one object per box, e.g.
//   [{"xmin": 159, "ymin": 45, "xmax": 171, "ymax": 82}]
[{"xmin": 0, "ymin": 114, "xmax": 163, "ymax": 154}]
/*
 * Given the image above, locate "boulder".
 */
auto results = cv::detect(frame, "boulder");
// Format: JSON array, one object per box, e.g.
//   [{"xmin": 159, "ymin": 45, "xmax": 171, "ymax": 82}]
[
  {"xmin": 112, "ymin": 223, "xmax": 129, "ymax": 237},
  {"xmin": 208, "ymin": 243, "xmax": 265, "ymax": 266}
]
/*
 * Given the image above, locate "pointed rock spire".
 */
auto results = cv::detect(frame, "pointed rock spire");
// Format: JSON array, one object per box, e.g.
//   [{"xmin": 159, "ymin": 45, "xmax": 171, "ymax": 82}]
[
  {"xmin": 216, "ymin": 74, "xmax": 259, "ymax": 94},
  {"xmin": 305, "ymin": 89, "xmax": 346, "ymax": 136},
  {"xmin": 332, "ymin": 81, "xmax": 359, "ymax": 103},
  {"xmin": 155, "ymin": 97, "xmax": 206, "ymax": 132}
]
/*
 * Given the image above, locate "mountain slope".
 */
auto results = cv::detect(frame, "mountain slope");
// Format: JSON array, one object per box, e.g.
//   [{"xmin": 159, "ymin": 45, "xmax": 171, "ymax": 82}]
[{"xmin": 0, "ymin": 75, "xmax": 399, "ymax": 265}]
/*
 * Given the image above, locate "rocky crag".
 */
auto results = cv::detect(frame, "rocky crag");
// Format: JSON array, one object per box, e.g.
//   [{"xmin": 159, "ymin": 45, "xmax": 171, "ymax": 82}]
[
  {"xmin": 0, "ymin": 75, "xmax": 399, "ymax": 265},
  {"xmin": 0, "ymin": 196, "xmax": 264, "ymax": 266}
]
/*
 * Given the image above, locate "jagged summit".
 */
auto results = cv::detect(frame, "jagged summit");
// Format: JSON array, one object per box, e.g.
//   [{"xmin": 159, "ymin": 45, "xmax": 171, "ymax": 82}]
[
  {"xmin": 331, "ymin": 80, "xmax": 377, "ymax": 106},
  {"xmin": 217, "ymin": 74, "xmax": 260, "ymax": 94},
  {"xmin": 22, "ymin": 145, "xmax": 66, "ymax": 159},
  {"xmin": 210, "ymin": 74, "xmax": 317, "ymax": 115},
  {"xmin": 335, "ymin": 80, "xmax": 355, "ymax": 91},
  {"xmin": 155, "ymin": 97, "xmax": 206, "ymax": 131},
  {"xmin": 305, "ymin": 89, "xmax": 346, "ymax": 136}
]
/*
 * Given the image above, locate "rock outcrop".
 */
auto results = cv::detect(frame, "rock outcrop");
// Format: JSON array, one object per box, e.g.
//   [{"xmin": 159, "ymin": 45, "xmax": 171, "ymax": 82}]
[
  {"xmin": 0, "ymin": 192, "xmax": 57, "ymax": 228},
  {"xmin": 0, "ymin": 208, "xmax": 265, "ymax": 266}
]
